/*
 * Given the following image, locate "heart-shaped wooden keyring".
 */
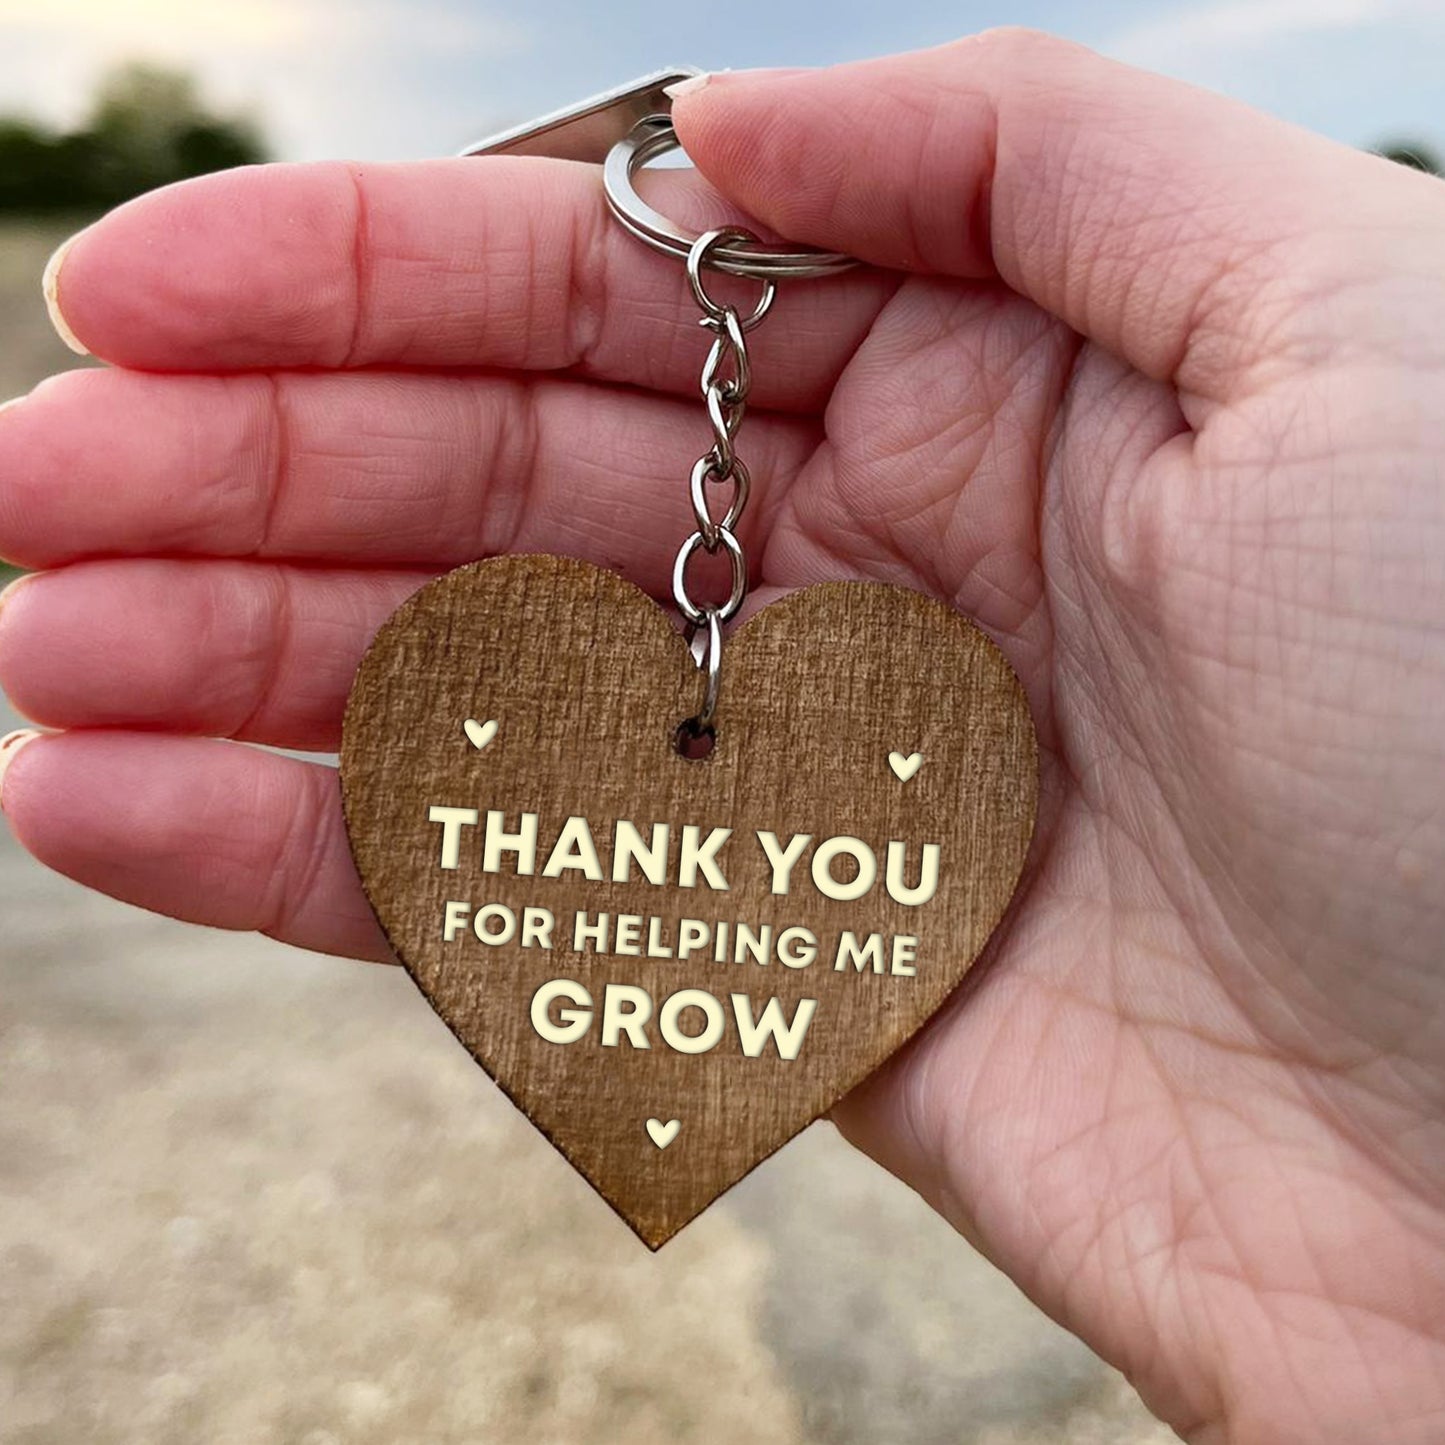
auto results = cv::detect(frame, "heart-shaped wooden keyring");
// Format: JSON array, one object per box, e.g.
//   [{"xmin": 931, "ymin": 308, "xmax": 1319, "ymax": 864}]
[{"xmin": 340, "ymin": 554, "xmax": 1037, "ymax": 1247}]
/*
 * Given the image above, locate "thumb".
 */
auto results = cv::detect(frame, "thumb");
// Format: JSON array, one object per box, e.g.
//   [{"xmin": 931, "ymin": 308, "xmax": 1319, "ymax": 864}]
[{"xmin": 671, "ymin": 29, "xmax": 1431, "ymax": 402}]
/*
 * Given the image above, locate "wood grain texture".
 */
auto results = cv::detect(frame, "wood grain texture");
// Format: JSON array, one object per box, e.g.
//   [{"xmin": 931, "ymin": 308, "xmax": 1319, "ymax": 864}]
[{"xmin": 339, "ymin": 555, "xmax": 1037, "ymax": 1248}]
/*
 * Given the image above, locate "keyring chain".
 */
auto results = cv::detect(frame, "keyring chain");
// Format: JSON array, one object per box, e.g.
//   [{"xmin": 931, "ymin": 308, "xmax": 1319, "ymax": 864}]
[
  {"xmin": 459, "ymin": 102, "xmax": 846, "ymax": 747},
  {"xmin": 671, "ymin": 226, "xmax": 777, "ymax": 737}
]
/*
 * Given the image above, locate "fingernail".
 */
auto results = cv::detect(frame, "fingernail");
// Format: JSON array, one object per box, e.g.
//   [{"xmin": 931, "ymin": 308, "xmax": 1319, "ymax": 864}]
[
  {"xmin": 0, "ymin": 571, "xmax": 32, "ymax": 622},
  {"xmin": 664, "ymin": 73, "xmax": 712, "ymax": 101},
  {"xmin": 0, "ymin": 729, "xmax": 42, "ymax": 812},
  {"xmin": 42, "ymin": 228, "xmax": 91, "ymax": 357}
]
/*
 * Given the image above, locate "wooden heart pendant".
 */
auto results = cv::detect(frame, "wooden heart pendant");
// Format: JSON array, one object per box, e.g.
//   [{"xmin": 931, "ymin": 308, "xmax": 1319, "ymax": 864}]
[{"xmin": 339, "ymin": 554, "xmax": 1037, "ymax": 1247}]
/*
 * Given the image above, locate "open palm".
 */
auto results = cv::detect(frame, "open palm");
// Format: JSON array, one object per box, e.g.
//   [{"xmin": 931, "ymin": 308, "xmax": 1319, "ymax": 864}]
[{"xmin": 2, "ymin": 32, "xmax": 1442, "ymax": 1444}]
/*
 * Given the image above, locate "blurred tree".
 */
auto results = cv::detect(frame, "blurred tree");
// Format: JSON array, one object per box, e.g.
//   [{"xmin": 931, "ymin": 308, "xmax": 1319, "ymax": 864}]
[
  {"xmin": 1376, "ymin": 140, "xmax": 1441, "ymax": 175},
  {"xmin": 0, "ymin": 61, "xmax": 268, "ymax": 212}
]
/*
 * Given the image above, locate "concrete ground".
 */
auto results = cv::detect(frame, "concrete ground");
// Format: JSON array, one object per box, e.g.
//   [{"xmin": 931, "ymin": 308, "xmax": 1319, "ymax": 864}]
[{"xmin": 0, "ymin": 216, "xmax": 1174, "ymax": 1444}]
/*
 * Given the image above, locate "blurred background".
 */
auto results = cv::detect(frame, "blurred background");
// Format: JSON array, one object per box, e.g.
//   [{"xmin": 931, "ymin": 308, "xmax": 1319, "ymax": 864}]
[{"xmin": 0, "ymin": 3, "xmax": 1439, "ymax": 1443}]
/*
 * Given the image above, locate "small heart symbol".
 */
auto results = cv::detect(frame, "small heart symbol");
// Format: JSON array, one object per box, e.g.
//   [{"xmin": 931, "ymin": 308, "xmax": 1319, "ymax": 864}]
[
  {"xmin": 889, "ymin": 751, "xmax": 923, "ymax": 782},
  {"xmin": 463, "ymin": 718, "xmax": 498, "ymax": 751},
  {"xmin": 647, "ymin": 1119, "xmax": 681, "ymax": 1150}
]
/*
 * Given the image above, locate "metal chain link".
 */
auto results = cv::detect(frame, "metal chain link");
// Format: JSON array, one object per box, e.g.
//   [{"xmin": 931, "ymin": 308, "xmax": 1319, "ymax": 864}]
[{"xmin": 671, "ymin": 227, "xmax": 776, "ymax": 736}]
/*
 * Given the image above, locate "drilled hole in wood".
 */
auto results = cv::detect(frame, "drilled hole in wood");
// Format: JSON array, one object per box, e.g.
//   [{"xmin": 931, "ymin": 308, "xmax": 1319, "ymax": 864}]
[{"xmin": 673, "ymin": 718, "xmax": 716, "ymax": 760}]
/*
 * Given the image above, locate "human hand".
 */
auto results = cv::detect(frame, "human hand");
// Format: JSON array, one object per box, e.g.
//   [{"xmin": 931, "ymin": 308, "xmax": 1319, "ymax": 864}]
[{"xmin": 1, "ymin": 30, "xmax": 1442, "ymax": 1442}]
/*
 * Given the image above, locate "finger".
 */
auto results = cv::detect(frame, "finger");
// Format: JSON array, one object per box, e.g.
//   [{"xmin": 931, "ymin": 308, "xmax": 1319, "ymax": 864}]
[
  {"xmin": 0, "ymin": 560, "xmax": 435, "ymax": 750},
  {"xmin": 0, "ymin": 561, "xmax": 803, "ymax": 753},
  {"xmin": 0, "ymin": 365, "xmax": 817, "ymax": 570},
  {"xmin": 42, "ymin": 156, "xmax": 898, "ymax": 409},
  {"xmin": 672, "ymin": 29, "xmax": 1445, "ymax": 407},
  {"xmin": 0, "ymin": 557, "xmax": 802, "ymax": 754},
  {"xmin": 0, "ymin": 730, "xmax": 390, "ymax": 961}
]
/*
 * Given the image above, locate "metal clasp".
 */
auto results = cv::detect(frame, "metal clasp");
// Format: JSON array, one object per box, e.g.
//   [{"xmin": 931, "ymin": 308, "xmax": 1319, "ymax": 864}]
[
  {"xmin": 457, "ymin": 70, "xmax": 856, "ymax": 282},
  {"xmin": 458, "ymin": 69, "xmax": 700, "ymax": 164}
]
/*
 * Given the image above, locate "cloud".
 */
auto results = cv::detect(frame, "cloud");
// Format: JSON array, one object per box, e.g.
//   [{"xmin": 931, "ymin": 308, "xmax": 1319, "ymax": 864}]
[
  {"xmin": 1104, "ymin": 0, "xmax": 1436, "ymax": 67},
  {"xmin": 0, "ymin": 0, "xmax": 311, "ymax": 53},
  {"xmin": 308, "ymin": 0, "xmax": 531, "ymax": 58},
  {"xmin": 0, "ymin": 0, "xmax": 529, "ymax": 69}
]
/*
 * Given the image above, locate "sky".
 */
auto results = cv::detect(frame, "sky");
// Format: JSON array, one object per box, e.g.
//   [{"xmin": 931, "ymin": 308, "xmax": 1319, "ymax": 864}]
[{"xmin": 0, "ymin": 0, "xmax": 1441, "ymax": 163}]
